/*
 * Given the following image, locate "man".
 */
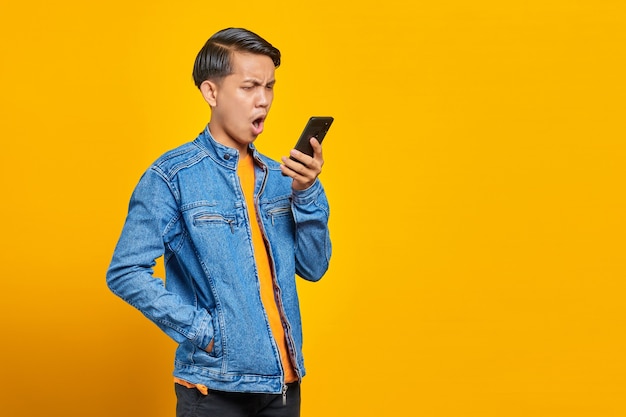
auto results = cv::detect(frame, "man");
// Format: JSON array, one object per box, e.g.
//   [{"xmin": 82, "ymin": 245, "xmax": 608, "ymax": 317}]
[{"xmin": 106, "ymin": 28, "xmax": 331, "ymax": 417}]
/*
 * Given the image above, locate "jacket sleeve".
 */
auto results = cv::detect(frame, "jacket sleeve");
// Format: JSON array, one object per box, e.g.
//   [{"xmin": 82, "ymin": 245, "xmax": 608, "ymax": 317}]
[
  {"xmin": 291, "ymin": 179, "xmax": 332, "ymax": 281},
  {"xmin": 106, "ymin": 167, "xmax": 214, "ymax": 349}
]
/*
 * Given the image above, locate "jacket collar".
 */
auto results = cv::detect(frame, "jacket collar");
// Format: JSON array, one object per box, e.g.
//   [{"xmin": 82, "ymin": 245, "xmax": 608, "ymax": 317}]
[{"xmin": 195, "ymin": 125, "xmax": 259, "ymax": 170}]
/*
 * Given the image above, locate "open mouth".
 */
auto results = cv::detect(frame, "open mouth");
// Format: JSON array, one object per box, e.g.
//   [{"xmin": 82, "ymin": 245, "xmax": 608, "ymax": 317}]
[{"xmin": 252, "ymin": 116, "xmax": 265, "ymax": 134}]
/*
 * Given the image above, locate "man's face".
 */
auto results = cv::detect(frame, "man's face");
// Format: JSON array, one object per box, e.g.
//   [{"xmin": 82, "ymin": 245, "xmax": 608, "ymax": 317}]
[{"xmin": 203, "ymin": 51, "xmax": 276, "ymax": 154}]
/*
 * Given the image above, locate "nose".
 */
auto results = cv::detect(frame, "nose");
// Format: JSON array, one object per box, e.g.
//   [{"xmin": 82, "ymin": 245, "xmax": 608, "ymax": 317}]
[{"xmin": 257, "ymin": 88, "xmax": 271, "ymax": 108}]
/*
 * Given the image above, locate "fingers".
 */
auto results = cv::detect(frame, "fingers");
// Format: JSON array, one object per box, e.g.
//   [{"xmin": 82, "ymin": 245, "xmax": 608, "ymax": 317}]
[
  {"xmin": 310, "ymin": 137, "xmax": 324, "ymax": 161},
  {"xmin": 281, "ymin": 139, "xmax": 324, "ymax": 190},
  {"xmin": 289, "ymin": 138, "xmax": 324, "ymax": 169},
  {"xmin": 205, "ymin": 339, "xmax": 214, "ymax": 353},
  {"xmin": 280, "ymin": 156, "xmax": 318, "ymax": 190}
]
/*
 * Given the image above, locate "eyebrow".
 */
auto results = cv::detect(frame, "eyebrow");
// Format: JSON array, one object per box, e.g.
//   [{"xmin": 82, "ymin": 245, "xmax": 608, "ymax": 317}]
[{"xmin": 243, "ymin": 78, "xmax": 275, "ymax": 87}]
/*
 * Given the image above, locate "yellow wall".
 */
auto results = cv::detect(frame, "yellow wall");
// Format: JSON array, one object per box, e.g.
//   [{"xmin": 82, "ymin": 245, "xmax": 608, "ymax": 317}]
[{"xmin": 1, "ymin": 1, "xmax": 625, "ymax": 416}]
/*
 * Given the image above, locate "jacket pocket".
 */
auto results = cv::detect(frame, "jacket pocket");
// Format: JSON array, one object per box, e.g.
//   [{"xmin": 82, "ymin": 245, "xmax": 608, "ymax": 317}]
[
  {"xmin": 192, "ymin": 211, "xmax": 236, "ymax": 234},
  {"xmin": 207, "ymin": 309, "xmax": 223, "ymax": 358},
  {"xmin": 262, "ymin": 196, "xmax": 293, "ymax": 226}
]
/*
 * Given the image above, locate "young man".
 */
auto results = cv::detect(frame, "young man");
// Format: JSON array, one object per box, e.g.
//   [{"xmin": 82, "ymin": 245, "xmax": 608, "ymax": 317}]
[{"xmin": 106, "ymin": 28, "xmax": 332, "ymax": 417}]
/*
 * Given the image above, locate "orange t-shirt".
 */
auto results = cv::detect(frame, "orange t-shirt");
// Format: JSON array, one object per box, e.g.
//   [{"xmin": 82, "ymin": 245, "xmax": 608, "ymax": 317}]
[{"xmin": 237, "ymin": 153, "xmax": 298, "ymax": 383}]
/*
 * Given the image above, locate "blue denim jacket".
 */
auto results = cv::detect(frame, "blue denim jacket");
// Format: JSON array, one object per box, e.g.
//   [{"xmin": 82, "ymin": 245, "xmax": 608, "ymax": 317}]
[{"xmin": 106, "ymin": 127, "xmax": 331, "ymax": 394}]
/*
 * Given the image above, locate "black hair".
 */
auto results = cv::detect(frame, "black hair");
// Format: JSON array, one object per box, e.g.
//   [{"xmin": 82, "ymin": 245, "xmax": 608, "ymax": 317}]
[{"xmin": 192, "ymin": 27, "xmax": 281, "ymax": 89}]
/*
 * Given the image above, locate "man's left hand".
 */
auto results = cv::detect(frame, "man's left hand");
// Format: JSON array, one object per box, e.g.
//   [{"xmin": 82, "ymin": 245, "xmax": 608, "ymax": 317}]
[{"xmin": 280, "ymin": 138, "xmax": 324, "ymax": 190}]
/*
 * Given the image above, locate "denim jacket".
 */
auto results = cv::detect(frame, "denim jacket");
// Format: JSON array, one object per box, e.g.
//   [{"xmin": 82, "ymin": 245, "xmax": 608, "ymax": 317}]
[{"xmin": 106, "ymin": 127, "xmax": 331, "ymax": 394}]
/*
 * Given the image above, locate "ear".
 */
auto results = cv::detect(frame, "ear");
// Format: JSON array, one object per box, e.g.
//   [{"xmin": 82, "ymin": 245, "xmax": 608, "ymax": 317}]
[{"xmin": 200, "ymin": 80, "xmax": 218, "ymax": 107}]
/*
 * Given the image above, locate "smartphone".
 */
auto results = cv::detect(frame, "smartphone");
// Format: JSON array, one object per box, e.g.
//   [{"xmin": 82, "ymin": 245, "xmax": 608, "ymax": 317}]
[{"xmin": 290, "ymin": 116, "xmax": 334, "ymax": 163}]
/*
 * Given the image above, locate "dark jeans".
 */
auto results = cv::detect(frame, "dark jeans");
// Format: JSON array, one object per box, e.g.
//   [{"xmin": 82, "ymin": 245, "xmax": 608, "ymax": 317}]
[{"xmin": 175, "ymin": 382, "xmax": 301, "ymax": 417}]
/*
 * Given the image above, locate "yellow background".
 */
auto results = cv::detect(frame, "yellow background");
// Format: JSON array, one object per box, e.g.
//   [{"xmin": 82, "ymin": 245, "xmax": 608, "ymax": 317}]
[{"xmin": 1, "ymin": 1, "xmax": 625, "ymax": 416}]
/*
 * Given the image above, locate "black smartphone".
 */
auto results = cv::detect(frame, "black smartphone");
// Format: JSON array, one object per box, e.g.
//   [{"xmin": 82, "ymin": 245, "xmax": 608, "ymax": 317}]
[{"xmin": 290, "ymin": 116, "xmax": 334, "ymax": 163}]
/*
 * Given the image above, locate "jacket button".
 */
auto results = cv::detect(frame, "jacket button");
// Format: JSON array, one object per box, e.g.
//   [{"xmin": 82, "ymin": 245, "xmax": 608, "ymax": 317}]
[{"xmin": 224, "ymin": 154, "xmax": 231, "ymax": 160}]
